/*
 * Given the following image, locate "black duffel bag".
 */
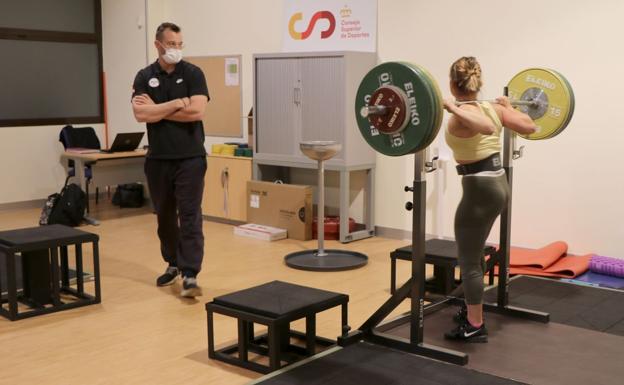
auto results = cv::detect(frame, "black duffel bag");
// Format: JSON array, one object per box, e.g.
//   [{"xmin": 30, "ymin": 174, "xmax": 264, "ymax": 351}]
[{"xmin": 112, "ymin": 183, "xmax": 145, "ymax": 208}]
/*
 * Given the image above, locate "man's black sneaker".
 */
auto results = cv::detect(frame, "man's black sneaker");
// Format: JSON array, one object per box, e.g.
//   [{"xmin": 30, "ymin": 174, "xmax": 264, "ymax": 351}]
[
  {"xmin": 181, "ymin": 276, "xmax": 202, "ymax": 298},
  {"xmin": 156, "ymin": 266, "xmax": 179, "ymax": 286},
  {"xmin": 453, "ymin": 303, "xmax": 468, "ymax": 324},
  {"xmin": 444, "ymin": 320, "xmax": 488, "ymax": 343}
]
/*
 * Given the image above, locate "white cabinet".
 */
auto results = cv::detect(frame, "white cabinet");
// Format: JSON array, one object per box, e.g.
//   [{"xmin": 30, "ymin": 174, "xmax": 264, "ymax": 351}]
[
  {"xmin": 253, "ymin": 51, "xmax": 377, "ymax": 168},
  {"xmin": 252, "ymin": 52, "xmax": 377, "ymax": 243}
]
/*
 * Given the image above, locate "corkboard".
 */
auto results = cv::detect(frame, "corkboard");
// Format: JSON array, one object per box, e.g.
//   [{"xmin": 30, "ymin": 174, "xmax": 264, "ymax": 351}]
[{"xmin": 185, "ymin": 55, "xmax": 242, "ymax": 137}]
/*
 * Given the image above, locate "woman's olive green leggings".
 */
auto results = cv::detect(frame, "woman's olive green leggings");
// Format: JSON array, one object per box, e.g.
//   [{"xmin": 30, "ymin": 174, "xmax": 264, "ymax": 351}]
[{"xmin": 455, "ymin": 172, "xmax": 509, "ymax": 305}]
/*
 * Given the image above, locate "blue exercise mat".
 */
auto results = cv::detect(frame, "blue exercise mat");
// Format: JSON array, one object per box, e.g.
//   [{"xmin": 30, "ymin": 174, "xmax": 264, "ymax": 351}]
[{"xmin": 564, "ymin": 271, "xmax": 624, "ymax": 290}]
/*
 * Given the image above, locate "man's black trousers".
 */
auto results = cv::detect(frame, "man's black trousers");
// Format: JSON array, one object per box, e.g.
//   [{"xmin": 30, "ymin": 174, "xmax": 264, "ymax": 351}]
[{"xmin": 145, "ymin": 156, "xmax": 206, "ymax": 277}]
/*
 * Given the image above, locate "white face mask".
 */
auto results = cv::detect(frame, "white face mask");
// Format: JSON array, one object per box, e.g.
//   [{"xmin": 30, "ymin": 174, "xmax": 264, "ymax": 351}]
[{"xmin": 162, "ymin": 47, "xmax": 183, "ymax": 64}]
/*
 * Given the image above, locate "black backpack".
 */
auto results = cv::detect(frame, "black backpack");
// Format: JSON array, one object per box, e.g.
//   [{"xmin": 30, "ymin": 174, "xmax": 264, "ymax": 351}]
[{"xmin": 39, "ymin": 180, "xmax": 86, "ymax": 227}]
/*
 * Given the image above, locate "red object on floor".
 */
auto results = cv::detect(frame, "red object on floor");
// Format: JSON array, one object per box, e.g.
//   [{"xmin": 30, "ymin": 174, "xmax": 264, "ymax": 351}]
[
  {"xmin": 491, "ymin": 241, "xmax": 592, "ymax": 278},
  {"xmin": 312, "ymin": 216, "xmax": 356, "ymax": 240},
  {"xmin": 509, "ymin": 241, "xmax": 568, "ymax": 269},
  {"xmin": 507, "ymin": 254, "xmax": 592, "ymax": 278}
]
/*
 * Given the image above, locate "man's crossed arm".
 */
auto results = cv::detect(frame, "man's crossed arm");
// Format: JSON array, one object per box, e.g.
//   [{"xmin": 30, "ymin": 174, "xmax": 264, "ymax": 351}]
[{"xmin": 132, "ymin": 94, "xmax": 208, "ymax": 123}]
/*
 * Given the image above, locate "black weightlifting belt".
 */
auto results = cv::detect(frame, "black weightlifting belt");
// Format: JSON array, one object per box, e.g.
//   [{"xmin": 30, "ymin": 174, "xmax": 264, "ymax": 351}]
[{"xmin": 456, "ymin": 153, "xmax": 502, "ymax": 175}]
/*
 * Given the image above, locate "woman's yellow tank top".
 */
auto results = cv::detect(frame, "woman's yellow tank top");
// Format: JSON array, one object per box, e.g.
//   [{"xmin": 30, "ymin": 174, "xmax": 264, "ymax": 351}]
[{"xmin": 445, "ymin": 102, "xmax": 502, "ymax": 162}]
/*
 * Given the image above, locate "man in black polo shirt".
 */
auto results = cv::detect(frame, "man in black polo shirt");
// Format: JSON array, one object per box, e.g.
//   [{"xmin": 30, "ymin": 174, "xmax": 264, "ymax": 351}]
[{"xmin": 131, "ymin": 22, "xmax": 209, "ymax": 298}]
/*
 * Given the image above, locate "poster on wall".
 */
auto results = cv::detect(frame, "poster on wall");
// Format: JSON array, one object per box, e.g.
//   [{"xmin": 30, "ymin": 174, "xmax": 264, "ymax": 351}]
[
  {"xmin": 282, "ymin": 0, "xmax": 377, "ymax": 52},
  {"xmin": 224, "ymin": 57, "xmax": 240, "ymax": 86}
]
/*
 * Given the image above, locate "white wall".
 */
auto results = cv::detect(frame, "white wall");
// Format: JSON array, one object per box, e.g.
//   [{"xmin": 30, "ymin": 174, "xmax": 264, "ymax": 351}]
[
  {"xmin": 3, "ymin": 0, "xmax": 622, "ymax": 258},
  {"xmin": 0, "ymin": 124, "xmax": 90, "ymax": 204},
  {"xmin": 376, "ymin": 0, "xmax": 624, "ymax": 257},
  {"xmin": 162, "ymin": 0, "xmax": 284, "ymax": 148},
  {"xmin": 0, "ymin": 0, "xmax": 147, "ymax": 205},
  {"xmin": 101, "ymin": 0, "xmax": 149, "ymax": 144},
  {"xmin": 159, "ymin": 0, "xmax": 623, "ymax": 256},
  {"xmin": 161, "ymin": 0, "xmax": 370, "ymax": 220}
]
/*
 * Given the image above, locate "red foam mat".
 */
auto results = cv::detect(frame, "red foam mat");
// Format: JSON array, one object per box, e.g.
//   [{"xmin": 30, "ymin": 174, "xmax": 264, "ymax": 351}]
[
  {"xmin": 508, "ymin": 254, "xmax": 592, "ymax": 278},
  {"xmin": 491, "ymin": 241, "xmax": 591, "ymax": 278},
  {"xmin": 508, "ymin": 241, "xmax": 568, "ymax": 269}
]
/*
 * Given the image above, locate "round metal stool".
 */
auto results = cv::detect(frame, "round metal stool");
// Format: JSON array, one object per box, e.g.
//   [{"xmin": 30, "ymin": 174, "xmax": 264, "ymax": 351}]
[{"xmin": 284, "ymin": 141, "xmax": 368, "ymax": 271}]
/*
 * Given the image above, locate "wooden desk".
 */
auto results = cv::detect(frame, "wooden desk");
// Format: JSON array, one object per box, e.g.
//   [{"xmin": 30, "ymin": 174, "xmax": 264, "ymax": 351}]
[{"xmin": 61, "ymin": 150, "xmax": 148, "ymax": 194}]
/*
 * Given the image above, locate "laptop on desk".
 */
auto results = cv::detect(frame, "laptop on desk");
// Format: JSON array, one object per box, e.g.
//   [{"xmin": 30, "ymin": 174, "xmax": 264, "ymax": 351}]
[{"xmin": 100, "ymin": 132, "xmax": 145, "ymax": 153}]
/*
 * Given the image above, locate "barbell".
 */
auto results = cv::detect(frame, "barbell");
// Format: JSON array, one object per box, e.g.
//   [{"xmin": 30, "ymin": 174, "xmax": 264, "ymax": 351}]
[
  {"xmin": 454, "ymin": 99, "xmax": 537, "ymax": 107},
  {"xmin": 355, "ymin": 63, "xmax": 575, "ymax": 156}
]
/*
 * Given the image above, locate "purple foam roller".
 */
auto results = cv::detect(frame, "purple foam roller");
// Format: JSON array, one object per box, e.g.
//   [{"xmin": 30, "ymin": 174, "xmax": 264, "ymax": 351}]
[{"xmin": 589, "ymin": 255, "xmax": 624, "ymax": 278}]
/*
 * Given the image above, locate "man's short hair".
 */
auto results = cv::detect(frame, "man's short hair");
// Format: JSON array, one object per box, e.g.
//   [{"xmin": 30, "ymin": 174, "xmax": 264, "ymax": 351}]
[{"xmin": 156, "ymin": 22, "xmax": 181, "ymax": 41}]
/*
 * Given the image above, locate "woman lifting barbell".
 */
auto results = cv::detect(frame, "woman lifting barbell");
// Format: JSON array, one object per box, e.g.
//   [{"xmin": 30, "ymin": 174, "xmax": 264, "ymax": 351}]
[{"xmin": 442, "ymin": 56, "xmax": 537, "ymax": 342}]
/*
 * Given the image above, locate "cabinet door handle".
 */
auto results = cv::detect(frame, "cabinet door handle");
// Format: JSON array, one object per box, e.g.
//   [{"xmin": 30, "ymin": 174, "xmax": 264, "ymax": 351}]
[
  {"xmin": 294, "ymin": 87, "xmax": 301, "ymax": 106},
  {"xmin": 221, "ymin": 167, "xmax": 229, "ymax": 216}
]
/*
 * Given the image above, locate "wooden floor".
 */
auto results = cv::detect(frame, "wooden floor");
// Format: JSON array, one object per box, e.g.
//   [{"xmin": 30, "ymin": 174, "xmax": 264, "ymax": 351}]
[{"xmin": 0, "ymin": 201, "xmax": 416, "ymax": 385}]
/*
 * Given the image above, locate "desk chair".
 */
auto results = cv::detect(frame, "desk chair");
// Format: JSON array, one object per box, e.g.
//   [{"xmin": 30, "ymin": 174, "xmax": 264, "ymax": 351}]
[{"xmin": 59, "ymin": 125, "xmax": 101, "ymax": 212}]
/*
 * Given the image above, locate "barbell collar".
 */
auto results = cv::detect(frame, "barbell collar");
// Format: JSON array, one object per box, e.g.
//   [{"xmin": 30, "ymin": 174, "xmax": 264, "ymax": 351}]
[
  {"xmin": 512, "ymin": 100, "xmax": 538, "ymax": 107},
  {"xmin": 360, "ymin": 105, "xmax": 388, "ymax": 118}
]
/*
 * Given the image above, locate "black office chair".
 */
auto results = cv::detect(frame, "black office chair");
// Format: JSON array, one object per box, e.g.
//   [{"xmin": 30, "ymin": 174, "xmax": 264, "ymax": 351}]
[{"xmin": 59, "ymin": 125, "xmax": 101, "ymax": 211}]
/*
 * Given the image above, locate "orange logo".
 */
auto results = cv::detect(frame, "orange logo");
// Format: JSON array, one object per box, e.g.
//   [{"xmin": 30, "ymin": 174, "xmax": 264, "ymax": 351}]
[{"xmin": 288, "ymin": 11, "xmax": 336, "ymax": 40}]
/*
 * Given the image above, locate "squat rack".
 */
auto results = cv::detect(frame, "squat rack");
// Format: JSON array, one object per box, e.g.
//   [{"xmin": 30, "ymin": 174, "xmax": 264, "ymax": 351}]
[{"xmin": 338, "ymin": 87, "xmax": 550, "ymax": 365}]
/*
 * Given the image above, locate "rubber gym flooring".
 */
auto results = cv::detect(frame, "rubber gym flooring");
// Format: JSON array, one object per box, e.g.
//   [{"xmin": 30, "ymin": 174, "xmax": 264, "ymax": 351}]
[
  {"xmin": 253, "ymin": 276, "xmax": 624, "ymax": 385},
  {"xmin": 383, "ymin": 276, "xmax": 624, "ymax": 384},
  {"xmin": 252, "ymin": 342, "xmax": 528, "ymax": 385},
  {"xmin": 482, "ymin": 275, "xmax": 624, "ymax": 336}
]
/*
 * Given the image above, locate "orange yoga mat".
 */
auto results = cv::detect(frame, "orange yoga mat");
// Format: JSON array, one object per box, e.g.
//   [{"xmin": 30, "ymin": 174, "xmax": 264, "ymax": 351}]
[
  {"xmin": 508, "ymin": 254, "xmax": 592, "ymax": 278},
  {"xmin": 492, "ymin": 241, "xmax": 592, "ymax": 278},
  {"xmin": 509, "ymin": 241, "xmax": 568, "ymax": 269}
]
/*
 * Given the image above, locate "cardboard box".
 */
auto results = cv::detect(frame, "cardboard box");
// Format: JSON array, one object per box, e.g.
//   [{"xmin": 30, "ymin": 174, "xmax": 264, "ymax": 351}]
[
  {"xmin": 247, "ymin": 181, "xmax": 312, "ymax": 241},
  {"xmin": 234, "ymin": 223, "xmax": 287, "ymax": 241}
]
